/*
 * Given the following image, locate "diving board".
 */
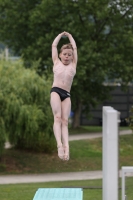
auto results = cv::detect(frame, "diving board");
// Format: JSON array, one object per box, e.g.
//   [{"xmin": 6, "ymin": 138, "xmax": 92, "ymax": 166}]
[{"xmin": 33, "ymin": 188, "xmax": 83, "ymax": 200}]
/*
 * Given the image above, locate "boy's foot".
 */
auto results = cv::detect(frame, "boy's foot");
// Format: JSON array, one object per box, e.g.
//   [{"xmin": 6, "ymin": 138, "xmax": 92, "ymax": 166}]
[
  {"xmin": 57, "ymin": 145, "xmax": 64, "ymax": 160},
  {"xmin": 63, "ymin": 146, "xmax": 69, "ymax": 161}
]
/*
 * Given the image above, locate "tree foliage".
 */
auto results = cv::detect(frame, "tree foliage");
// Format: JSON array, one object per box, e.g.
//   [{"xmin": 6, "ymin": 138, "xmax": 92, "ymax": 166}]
[
  {"xmin": 128, "ymin": 106, "xmax": 133, "ymax": 132},
  {"xmin": 0, "ymin": 0, "xmax": 133, "ymax": 127},
  {"xmin": 0, "ymin": 59, "xmax": 54, "ymax": 157}
]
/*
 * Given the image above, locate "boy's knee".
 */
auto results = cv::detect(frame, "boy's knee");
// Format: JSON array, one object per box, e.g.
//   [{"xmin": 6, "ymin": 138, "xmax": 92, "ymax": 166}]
[
  {"xmin": 54, "ymin": 115, "xmax": 61, "ymax": 123},
  {"xmin": 62, "ymin": 118, "xmax": 68, "ymax": 126}
]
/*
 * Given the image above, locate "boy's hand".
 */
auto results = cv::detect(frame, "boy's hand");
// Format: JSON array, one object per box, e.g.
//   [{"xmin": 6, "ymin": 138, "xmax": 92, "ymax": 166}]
[
  {"xmin": 60, "ymin": 31, "xmax": 71, "ymax": 37},
  {"xmin": 63, "ymin": 31, "xmax": 70, "ymax": 37}
]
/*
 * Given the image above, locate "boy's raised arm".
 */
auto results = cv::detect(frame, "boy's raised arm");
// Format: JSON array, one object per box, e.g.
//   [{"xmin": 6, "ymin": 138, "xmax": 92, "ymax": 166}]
[
  {"xmin": 63, "ymin": 32, "xmax": 78, "ymax": 65},
  {"xmin": 52, "ymin": 33, "xmax": 64, "ymax": 64}
]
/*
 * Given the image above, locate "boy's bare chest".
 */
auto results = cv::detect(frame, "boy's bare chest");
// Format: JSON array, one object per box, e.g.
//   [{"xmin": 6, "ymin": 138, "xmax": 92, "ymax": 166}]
[{"xmin": 53, "ymin": 62, "xmax": 75, "ymax": 76}]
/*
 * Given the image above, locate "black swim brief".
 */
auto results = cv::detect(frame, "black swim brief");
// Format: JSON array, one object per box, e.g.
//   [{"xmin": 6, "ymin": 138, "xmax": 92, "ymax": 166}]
[{"xmin": 50, "ymin": 87, "xmax": 71, "ymax": 101}]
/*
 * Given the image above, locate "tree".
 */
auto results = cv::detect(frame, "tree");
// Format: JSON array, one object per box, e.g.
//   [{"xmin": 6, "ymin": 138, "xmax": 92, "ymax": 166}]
[
  {"xmin": 0, "ymin": 59, "xmax": 54, "ymax": 157},
  {"xmin": 0, "ymin": 0, "xmax": 133, "ymax": 127}
]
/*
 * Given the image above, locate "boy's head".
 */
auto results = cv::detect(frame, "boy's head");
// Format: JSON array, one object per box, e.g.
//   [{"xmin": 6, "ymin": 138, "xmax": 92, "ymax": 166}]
[
  {"xmin": 59, "ymin": 43, "xmax": 74, "ymax": 65},
  {"xmin": 60, "ymin": 43, "xmax": 73, "ymax": 53}
]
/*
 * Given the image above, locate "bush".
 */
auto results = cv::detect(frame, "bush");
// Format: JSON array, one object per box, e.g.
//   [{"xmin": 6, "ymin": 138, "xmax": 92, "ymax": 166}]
[{"xmin": 0, "ymin": 59, "xmax": 54, "ymax": 156}]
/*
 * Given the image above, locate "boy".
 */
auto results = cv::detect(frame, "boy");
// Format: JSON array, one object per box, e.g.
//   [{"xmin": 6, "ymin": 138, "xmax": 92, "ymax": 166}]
[{"xmin": 50, "ymin": 31, "xmax": 77, "ymax": 160}]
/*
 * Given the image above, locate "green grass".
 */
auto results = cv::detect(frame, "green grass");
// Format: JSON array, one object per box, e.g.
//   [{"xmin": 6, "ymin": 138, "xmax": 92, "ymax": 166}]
[
  {"xmin": 0, "ymin": 180, "xmax": 102, "ymax": 200},
  {"xmin": 0, "ymin": 178, "xmax": 133, "ymax": 200},
  {"xmin": 69, "ymin": 126, "xmax": 102, "ymax": 134},
  {"xmin": 0, "ymin": 134, "xmax": 133, "ymax": 174},
  {"xmin": 69, "ymin": 125, "xmax": 130, "ymax": 134}
]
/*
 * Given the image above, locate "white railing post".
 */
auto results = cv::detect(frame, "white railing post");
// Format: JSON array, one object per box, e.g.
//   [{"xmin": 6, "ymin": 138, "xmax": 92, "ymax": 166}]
[
  {"xmin": 102, "ymin": 106, "xmax": 120, "ymax": 200},
  {"xmin": 121, "ymin": 166, "xmax": 133, "ymax": 200}
]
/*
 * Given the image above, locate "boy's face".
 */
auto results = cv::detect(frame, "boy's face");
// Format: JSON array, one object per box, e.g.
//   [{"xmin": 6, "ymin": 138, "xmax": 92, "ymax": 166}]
[{"xmin": 59, "ymin": 49, "xmax": 73, "ymax": 65}]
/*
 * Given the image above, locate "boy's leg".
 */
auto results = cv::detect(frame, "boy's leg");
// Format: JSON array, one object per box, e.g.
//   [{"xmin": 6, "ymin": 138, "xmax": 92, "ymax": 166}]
[
  {"xmin": 50, "ymin": 92, "xmax": 64, "ymax": 159},
  {"xmin": 61, "ymin": 97, "xmax": 71, "ymax": 160}
]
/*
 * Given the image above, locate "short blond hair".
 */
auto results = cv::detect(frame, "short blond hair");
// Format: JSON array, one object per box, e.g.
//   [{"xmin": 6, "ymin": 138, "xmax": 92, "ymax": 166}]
[{"xmin": 60, "ymin": 43, "xmax": 73, "ymax": 53}]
